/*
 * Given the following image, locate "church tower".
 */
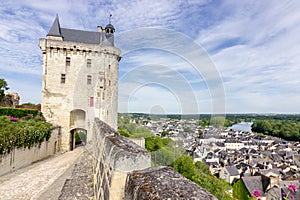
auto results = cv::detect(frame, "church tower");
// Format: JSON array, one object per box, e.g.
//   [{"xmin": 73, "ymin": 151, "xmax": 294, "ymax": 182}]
[{"xmin": 39, "ymin": 15, "xmax": 121, "ymax": 151}]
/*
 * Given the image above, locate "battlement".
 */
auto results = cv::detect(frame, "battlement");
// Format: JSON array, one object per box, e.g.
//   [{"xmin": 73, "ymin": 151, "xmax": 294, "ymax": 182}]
[{"xmin": 39, "ymin": 38, "xmax": 121, "ymax": 58}]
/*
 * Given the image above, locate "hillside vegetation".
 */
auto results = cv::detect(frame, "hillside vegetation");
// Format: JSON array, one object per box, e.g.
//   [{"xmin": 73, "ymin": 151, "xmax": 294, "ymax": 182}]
[{"xmin": 118, "ymin": 114, "xmax": 233, "ymax": 200}]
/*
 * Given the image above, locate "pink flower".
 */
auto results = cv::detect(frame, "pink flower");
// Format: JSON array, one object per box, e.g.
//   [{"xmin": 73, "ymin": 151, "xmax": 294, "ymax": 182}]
[
  {"xmin": 290, "ymin": 194, "xmax": 295, "ymax": 199},
  {"xmin": 252, "ymin": 190, "xmax": 261, "ymax": 197},
  {"xmin": 288, "ymin": 184, "xmax": 297, "ymax": 193},
  {"xmin": 7, "ymin": 116, "xmax": 19, "ymax": 122}
]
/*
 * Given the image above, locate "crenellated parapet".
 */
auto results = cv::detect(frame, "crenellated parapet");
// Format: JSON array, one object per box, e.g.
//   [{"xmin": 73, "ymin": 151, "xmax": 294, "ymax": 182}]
[{"xmin": 39, "ymin": 39, "xmax": 121, "ymax": 60}]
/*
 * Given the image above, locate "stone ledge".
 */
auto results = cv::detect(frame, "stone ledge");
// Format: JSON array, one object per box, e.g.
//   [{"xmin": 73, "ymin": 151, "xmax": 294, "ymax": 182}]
[
  {"xmin": 124, "ymin": 166, "xmax": 218, "ymax": 200},
  {"xmin": 95, "ymin": 118, "xmax": 149, "ymax": 154}
]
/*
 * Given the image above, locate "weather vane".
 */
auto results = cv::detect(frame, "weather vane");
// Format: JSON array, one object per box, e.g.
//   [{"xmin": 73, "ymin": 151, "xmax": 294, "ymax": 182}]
[{"xmin": 109, "ymin": 13, "xmax": 112, "ymax": 24}]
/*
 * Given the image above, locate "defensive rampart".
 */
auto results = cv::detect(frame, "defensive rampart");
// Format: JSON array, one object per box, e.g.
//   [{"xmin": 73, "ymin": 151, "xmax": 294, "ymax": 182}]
[{"xmin": 92, "ymin": 118, "xmax": 217, "ymax": 200}]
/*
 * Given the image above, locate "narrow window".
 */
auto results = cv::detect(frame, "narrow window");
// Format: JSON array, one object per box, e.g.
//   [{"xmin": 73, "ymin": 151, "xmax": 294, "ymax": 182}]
[
  {"xmin": 87, "ymin": 59, "xmax": 91, "ymax": 68},
  {"xmin": 90, "ymin": 97, "xmax": 94, "ymax": 107},
  {"xmin": 87, "ymin": 75, "xmax": 92, "ymax": 85},
  {"xmin": 99, "ymin": 77, "xmax": 104, "ymax": 88},
  {"xmin": 61, "ymin": 74, "xmax": 66, "ymax": 84},
  {"xmin": 66, "ymin": 57, "xmax": 70, "ymax": 66},
  {"xmin": 108, "ymin": 80, "xmax": 111, "ymax": 86},
  {"xmin": 108, "ymin": 64, "xmax": 111, "ymax": 69}
]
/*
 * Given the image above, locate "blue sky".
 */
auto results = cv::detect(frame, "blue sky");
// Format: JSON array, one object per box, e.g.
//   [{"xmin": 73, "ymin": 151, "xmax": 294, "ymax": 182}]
[{"xmin": 0, "ymin": 0, "xmax": 300, "ymax": 114}]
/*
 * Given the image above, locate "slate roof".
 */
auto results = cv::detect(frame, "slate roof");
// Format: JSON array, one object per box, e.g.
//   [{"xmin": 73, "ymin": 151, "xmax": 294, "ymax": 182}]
[
  {"xmin": 60, "ymin": 28, "xmax": 100, "ymax": 44},
  {"xmin": 266, "ymin": 187, "xmax": 281, "ymax": 199},
  {"xmin": 242, "ymin": 176, "xmax": 265, "ymax": 196},
  {"xmin": 47, "ymin": 15, "xmax": 102, "ymax": 44},
  {"xmin": 270, "ymin": 154, "xmax": 283, "ymax": 162},
  {"xmin": 105, "ymin": 23, "xmax": 115, "ymax": 30},
  {"xmin": 47, "ymin": 15, "xmax": 61, "ymax": 37},
  {"xmin": 259, "ymin": 168, "xmax": 280, "ymax": 176},
  {"xmin": 225, "ymin": 166, "xmax": 240, "ymax": 176}
]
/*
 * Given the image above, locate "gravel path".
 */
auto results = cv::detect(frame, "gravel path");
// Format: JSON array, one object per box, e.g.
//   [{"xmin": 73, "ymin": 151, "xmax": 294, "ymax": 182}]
[{"xmin": 0, "ymin": 147, "xmax": 84, "ymax": 200}]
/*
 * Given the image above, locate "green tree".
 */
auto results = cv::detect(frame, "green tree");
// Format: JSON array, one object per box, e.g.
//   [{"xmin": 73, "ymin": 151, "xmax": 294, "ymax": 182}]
[
  {"xmin": 161, "ymin": 130, "xmax": 168, "ymax": 137},
  {"xmin": 195, "ymin": 161, "xmax": 210, "ymax": 174},
  {"xmin": 172, "ymin": 155, "xmax": 233, "ymax": 200},
  {"xmin": 252, "ymin": 120, "xmax": 272, "ymax": 134},
  {"xmin": 0, "ymin": 78, "xmax": 9, "ymax": 101},
  {"xmin": 118, "ymin": 128, "xmax": 130, "ymax": 137},
  {"xmin": 233, "ymin": 179, "xmax": 251, "ymax": 200},
  {"xmin": 199, "ymin": 118, "xmax": 209, "ymax": 127},
  {"xmin": 172, "ymin": 155, "xmax": 196, "ymax": 179},
  {"xmin": 197, "ymin": 129, "xmax": 203, "ymax": 137},
  {"xmin": 210, "ymin": 116, "xmax": 226, "ymax": 128}
]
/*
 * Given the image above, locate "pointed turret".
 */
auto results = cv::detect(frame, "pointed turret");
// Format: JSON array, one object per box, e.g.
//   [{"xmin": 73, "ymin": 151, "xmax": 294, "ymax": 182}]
[{"xmin": 47, "ymin": 14, "xmax": 63, "ymax": 40}]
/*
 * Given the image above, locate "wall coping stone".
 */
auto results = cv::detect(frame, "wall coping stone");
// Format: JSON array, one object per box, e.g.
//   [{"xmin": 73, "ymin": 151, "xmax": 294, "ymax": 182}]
[{"xmin": 124, "ymin": 166, "xmax": 218, "ymax": 200}]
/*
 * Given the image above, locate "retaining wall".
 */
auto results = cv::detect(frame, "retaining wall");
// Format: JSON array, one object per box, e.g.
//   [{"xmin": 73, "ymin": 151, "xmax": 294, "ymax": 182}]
[{"xmin": 0, "ymin": 127, "xmax": 61, "ymax": 176}]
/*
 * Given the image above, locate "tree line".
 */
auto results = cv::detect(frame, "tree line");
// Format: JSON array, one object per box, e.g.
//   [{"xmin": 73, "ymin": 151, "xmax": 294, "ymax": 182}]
[{"xmin": 252, "ymin": 119, "xmax": 300, "ymax": 141}]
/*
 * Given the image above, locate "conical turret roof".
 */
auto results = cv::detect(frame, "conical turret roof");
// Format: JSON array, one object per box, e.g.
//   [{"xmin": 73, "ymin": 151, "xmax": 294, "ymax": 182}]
[{"xmin": 47, "ymin": 14, "xmax": 62, "ymax": 37}]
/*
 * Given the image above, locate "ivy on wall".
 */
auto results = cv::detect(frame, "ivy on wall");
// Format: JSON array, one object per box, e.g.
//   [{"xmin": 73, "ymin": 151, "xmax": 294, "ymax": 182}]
[{"xmin": 0, "ymin": 115, "xmax": 52, "ymax": 155}]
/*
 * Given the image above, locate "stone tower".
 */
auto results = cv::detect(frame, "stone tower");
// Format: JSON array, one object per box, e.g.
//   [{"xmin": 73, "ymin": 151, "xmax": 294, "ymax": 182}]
[{"xmin": 39, "ymin": 15, "xmax": 121, "ymax": 151}]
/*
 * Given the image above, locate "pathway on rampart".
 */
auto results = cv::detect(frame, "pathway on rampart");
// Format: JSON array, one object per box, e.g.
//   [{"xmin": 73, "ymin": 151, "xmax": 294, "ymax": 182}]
[{"xmin": 0, "ymin": 147, "xmax": 84, "ymax": 200}]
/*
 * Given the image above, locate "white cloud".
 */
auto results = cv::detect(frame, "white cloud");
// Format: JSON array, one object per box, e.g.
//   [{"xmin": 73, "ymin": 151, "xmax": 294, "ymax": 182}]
[
  {"xmin": 196, "ymin": 0, "xmax": 300, "ymax": 113},
  {"xmin": 0, "ymin": 0, "xmax": 299, "ymax": 113}
]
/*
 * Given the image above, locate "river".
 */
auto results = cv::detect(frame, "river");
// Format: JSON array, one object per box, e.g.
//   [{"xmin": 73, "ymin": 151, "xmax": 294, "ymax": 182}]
[{"xmin": 228, "ymin": 122, "xmax": 253, "ymax": 132}]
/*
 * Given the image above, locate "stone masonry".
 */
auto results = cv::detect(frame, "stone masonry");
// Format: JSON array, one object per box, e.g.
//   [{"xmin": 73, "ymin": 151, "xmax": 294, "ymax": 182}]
[
  {"xmin": 58, "ymin": 147, "xmax": 94, "ymax": 200},
  {"xmin": 89, "ymin": 118, "xmax": 217, "ymax": 200},
  {"xmin": 125, "ymin": 166, "xmax": 218, "ymax": 200},
  {"xmin": 39, "ymin": 15, "xmax": 121, "ymax": 151},
  {"xmin": 92, "ymin": 118, "xmax": 151, "ymax": 200}
]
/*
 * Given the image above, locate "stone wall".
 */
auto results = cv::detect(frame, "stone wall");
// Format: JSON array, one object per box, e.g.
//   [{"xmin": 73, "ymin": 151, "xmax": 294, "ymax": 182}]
[
  {"xmin": 92, "ymin": 118, "xmax": 217, "ymax": 200},
  {"xmin": 0, "ymin": 93, "xmax": 19, "ymax": 108},
  {"xmin": 92, "ymin": 118, "xmax": 151, "ymax": 200},
  {"xmin": 39, "ymin": 37, "xmax": 121, "ymax": 152},
  {"xmin": 124, "ymin": 166, "xmax": 218, "ymax": 200},
  {"xmin": 0, "ymin": 127, "xmax": 61, "ymax": 176},
  {"xmin": 128, "ymin": 137, "xmax": 145, "ymax": 148}
]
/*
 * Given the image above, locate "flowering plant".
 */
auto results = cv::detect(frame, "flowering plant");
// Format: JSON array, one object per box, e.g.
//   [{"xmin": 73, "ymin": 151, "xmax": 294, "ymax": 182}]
[
  {"xmin": 7, "ymin": 115, "xmax": 19, "ymax": 122},
  {"xmin": 250, "ymin": 190, "xmax": 262, "ymax": 200},
  {"xmin": 283, "ymin": 184, "xmax": 297, "ymax": 200}
]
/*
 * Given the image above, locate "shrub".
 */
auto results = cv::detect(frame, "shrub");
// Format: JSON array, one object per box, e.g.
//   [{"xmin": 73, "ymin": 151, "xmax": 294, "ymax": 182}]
[
  {"xmin": 0, "ymin": 116, "xmax": 52, "ymax": 155},
  {"xmin": 0, "ymin": 107, "xmax": 39, "ymax": 118}
]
